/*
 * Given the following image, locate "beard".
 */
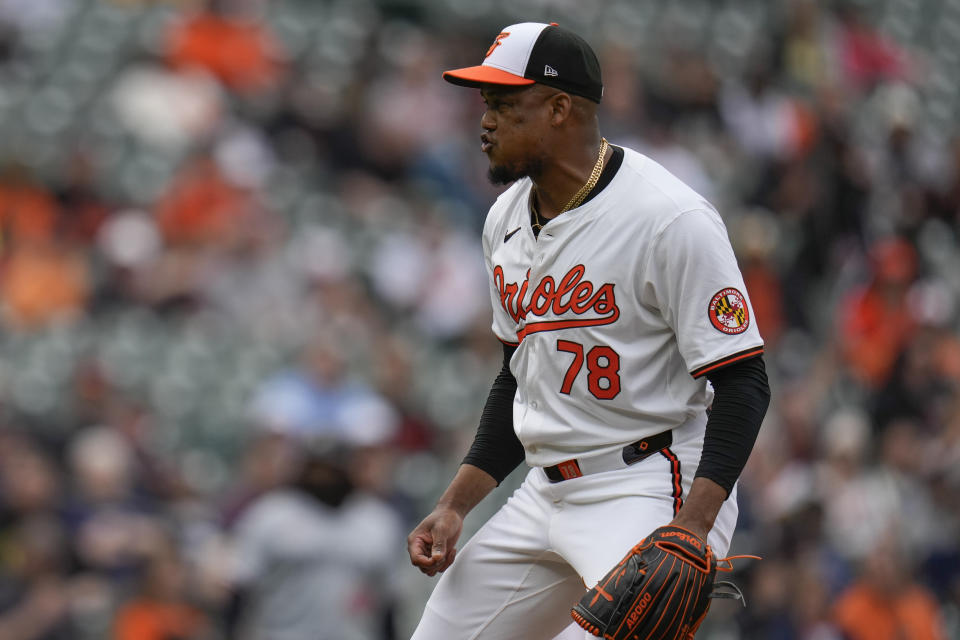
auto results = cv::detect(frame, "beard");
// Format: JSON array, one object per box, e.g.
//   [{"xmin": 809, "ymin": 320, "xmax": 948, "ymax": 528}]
[{"xmin": 487, "ymin": 156, "xmax": 543, "ymax": 185}]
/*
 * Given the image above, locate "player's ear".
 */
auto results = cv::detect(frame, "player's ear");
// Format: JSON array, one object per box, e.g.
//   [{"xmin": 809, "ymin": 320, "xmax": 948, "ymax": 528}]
[{"xmin": 547, "ymin": 91, "xmax": 573, "ymax": 126}]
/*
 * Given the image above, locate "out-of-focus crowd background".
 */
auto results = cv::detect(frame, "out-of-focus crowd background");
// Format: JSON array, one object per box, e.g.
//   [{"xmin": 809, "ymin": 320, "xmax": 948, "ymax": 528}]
[{"xmin": 0, "ymin": 0, "xmax": 958, "ymax": 638}]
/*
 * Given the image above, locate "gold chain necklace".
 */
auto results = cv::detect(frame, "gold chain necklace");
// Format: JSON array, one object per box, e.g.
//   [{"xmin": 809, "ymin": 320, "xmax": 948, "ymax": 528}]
[{"xmin": 532, "ymin": 138, "xmax": 608, "ymax": 230}]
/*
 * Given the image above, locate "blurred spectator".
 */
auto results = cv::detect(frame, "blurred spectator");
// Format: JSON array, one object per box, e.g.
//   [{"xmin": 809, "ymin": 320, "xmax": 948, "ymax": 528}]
[
  {"xmin": 833, "ymin": 535, "xmax": 946, "ymax": 640},
  {"xmin": 837, "ymin": 237, "xmax": 918, "ymax": 389},
  {"xmin": 646, "ymin": 46, "xmax": 720, "ymax": 126},
  {"xmin": 789, "ymin": 563, "xmax": 844, "ymax": 640},
  {"xmin": 739, "ymin": 559, "xmax": 843, "ymax": 640},
  {"xmin": 226, "ymin": 444, "xmax": 402, "ymax": 640},
  {"xmin": 359, "ymin": 25, "xmax": 462, "ymax": 179},
  {"xmin": 0, "ymin": 165, "xmax": 57, "ymax": 245},
  {"xmin": 369, "ymin": 336, "xmax": 435, "ymax": 453},
  {"xmin": 64, "ymin": 428, "xmax": 164, "ymax": 581},
  {"xmin": 835, "ymin": 3, "xmax": 912, "ymax": 90},
  {"xmin": 0, "ymin": 434, "xmax": 61, "ymax": 522},
  {"xmin": 110, "ymin": 63, "xmax": 224, "ymax": 151},
  {"xmin": 874, "ymin": 309, "xmax": 960, "ymax": 432},
  {"xmin": 779, "ymin": 0, "xmax": 836, "ymax": 93},
  {"xmin": 113, "ymin": 543, "xmax": 210, "ymax": 640},
  {"xmin": 731, "ymin": 210, "xmax": 786, "ymax": 346},
  {"xmin": 0, "ymin": 516, "xmax": 75, "ymax": 639},
  {"xmin": 55, "ymin": 153, "xmax": 110, "ymax": 245},
  {"xmin": 154, "ymin": 153, "xmax": 254, "ymax": 247},
  {"xmin": 824, "ymin": 420, "xmax": 941, "ymax": 562},
  {"xmin": 0, "ymin": 239, "xmax": 90, "ymax": 330},
  {"xmin": 0, "ymin": 0, "xmax": 68, "ymax": 36},
  {"xmin": 862, "ymin": 83, "xmax": 950, "ymax": 234},
  {"xmin": 368, "ymin": 220, "xmax": 488, "ymax": 339},
  {"xmin": 250, "ymin": 339, "xmax": 398, "ymax": 445},
  {"xmin": 720, "ymin": 64, "xmax": 815, "ymax": 161},
  {"xmin": 929, "ymin": 135, "xmax": 960, "ymax": 223},
  {"xmin": 165, "ymin": 1, "xmax": 285, "ymax": 95}
]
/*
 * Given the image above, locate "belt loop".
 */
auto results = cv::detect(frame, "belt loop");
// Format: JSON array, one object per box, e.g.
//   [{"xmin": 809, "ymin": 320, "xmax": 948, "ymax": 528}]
[{"xmin": 622, "ymin": 430, "xmax": 673, "ymax": 466}]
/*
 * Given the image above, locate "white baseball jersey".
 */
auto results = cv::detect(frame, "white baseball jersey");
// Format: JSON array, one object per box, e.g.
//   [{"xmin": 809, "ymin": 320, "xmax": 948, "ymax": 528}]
[{"xmin": 482, "ymin": 146, "xmax": 764, "ymax": 468}]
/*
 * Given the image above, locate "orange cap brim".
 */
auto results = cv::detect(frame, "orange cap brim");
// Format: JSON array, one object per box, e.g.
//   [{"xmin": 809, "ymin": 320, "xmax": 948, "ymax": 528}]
[{"xmin": 442, "ymin": 65, "xmax": 536, "ymax": 88}]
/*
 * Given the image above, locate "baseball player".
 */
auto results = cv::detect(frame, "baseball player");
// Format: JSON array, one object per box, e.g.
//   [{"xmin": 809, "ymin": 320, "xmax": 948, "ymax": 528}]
[{"xmin": 407, "ymin": 22, "xmax": 770, "ymax": 639}]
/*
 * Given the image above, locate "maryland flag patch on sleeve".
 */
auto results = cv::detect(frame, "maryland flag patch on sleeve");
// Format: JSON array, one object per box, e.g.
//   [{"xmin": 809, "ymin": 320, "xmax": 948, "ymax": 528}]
[{"xmin": 708, "ymin": 288, "xmax": 750, "ymax": 335}]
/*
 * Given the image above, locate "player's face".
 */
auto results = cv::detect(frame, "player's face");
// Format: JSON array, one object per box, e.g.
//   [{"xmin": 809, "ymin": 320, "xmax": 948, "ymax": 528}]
[{"xmin": 480, "ymin": 84, "xmax": 555, "ymax": 185}]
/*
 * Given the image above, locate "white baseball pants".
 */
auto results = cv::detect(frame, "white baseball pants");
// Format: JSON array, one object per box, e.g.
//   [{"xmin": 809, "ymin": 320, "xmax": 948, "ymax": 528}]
[{"xmin": 411, "ymin": 416, "xmax": 738, "ymax": 640}]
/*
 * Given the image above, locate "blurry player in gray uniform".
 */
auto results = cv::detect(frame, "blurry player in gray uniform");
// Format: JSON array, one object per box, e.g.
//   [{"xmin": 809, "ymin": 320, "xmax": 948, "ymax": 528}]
[{"xmin": 229, "ymin": 446, "xmax": 401, "ymax": 640}]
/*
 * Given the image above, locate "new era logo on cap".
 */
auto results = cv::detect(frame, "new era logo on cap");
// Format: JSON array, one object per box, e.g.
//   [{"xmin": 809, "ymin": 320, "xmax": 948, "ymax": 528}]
[{"xmin": 442, "ymin": 22, "xmax": 603, "ymax": 103}]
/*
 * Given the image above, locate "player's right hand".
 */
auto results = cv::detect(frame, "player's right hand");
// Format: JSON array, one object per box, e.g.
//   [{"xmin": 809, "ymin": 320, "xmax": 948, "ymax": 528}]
[{"xmin": 407, "ymin": 507, "xmax": 463, "ymax": 577}]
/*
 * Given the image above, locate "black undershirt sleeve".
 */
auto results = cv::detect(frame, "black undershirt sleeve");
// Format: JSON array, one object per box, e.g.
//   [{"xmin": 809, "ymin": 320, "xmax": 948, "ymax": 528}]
[
  {"xmin": 695, "ymin": 355, "xmax": 771, "ymax": 496},
  {"xmin": 462, "ymin": 343, "xmax": 526, "ymax": 484}
]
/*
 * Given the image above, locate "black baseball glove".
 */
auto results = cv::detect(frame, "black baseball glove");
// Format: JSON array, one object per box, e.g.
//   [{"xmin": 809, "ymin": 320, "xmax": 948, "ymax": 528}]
[{"xmin": 571, "ymin": 525, "xmax": 727, "ymax": 640}]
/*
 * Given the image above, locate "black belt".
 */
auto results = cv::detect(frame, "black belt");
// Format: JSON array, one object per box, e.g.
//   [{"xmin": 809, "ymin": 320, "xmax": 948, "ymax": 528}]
[{"xmin": 543, "ymin": 430, "xmax": 674, "ymax": 483}]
